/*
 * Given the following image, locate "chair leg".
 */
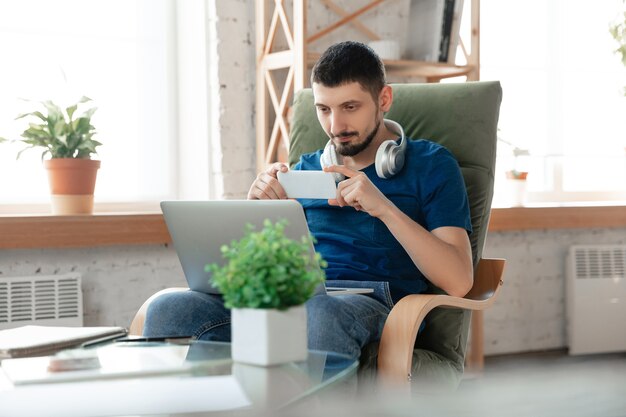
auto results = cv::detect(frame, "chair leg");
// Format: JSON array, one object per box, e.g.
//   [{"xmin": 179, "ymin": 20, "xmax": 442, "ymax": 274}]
[{"xmin": 465, "ymin": 310, "xmax": 484, "ymax": 373}]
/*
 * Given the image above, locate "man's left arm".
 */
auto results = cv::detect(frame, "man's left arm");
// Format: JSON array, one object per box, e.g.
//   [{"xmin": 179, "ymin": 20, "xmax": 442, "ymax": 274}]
[
  {"xmin": 378, "ymin": 207, "xmax": 473, "ymax": 297},
  {"xmin": 324, "ymin": 165, "xmax": 473, "ymax": 298}
]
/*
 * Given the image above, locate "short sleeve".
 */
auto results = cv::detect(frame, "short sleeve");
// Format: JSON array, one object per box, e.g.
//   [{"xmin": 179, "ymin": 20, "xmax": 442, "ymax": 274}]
[{"xmin": 421, "ymin": 148, "xmax": 472, "ymax": 234}]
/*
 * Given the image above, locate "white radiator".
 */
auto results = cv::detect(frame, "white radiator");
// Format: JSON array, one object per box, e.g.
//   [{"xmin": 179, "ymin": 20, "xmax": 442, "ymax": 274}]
[
  {"xmin": 566, "ymin": 245, "xmax": 626, "ymax": 355},
  {"xmin": 0, "ymin": 273, "xmax": 83, "ymax": 330}
]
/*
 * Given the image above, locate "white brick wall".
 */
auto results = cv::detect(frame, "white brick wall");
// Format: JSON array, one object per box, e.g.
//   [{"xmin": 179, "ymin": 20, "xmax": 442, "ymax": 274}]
[{"xmin": 209, "ymin": 0, "xmax": 257, "ymax": 199}]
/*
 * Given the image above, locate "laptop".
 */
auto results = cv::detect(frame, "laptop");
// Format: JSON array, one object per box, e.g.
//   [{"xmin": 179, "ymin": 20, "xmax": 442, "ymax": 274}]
[{"xmin": 160, "ymin": 200, "xmax": 372, "ymax": 296}]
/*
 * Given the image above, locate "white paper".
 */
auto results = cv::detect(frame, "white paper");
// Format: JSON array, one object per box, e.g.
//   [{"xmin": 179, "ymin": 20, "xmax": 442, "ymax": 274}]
[{"xmin": 0, "ymin": 373, "xmax": 251, "ymax": 417}]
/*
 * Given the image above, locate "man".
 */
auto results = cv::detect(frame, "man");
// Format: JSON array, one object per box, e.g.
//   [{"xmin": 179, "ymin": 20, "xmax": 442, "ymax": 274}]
[{"xmin": 145, "ymin": 41, "xmax": 473, "ymax": 360}]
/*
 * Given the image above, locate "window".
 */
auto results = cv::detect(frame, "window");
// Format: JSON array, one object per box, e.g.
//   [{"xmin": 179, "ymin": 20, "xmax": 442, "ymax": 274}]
[
  {"xmin": 0, "ymin": 0, "xmax": 178, "ymax": 204},
  {"xmin": 480, "ymin": 0, "xmax": 626, "ymax": 205}
]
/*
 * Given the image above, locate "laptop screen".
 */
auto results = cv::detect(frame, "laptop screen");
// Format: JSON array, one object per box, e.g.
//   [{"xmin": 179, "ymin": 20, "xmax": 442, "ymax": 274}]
[{"xmin": 160, "ymin": 200, "xmax": 322, "ymax": 295}]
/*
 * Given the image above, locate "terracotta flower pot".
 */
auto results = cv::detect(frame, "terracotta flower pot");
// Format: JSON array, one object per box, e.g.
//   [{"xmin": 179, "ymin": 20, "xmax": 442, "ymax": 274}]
[
  {"xmin": 43, "ymin": 158, "xmax": 101, "ymax": 215},
  {"xmin": 505, "ymin": 170, "xmax": 528, "ymax": 180}
]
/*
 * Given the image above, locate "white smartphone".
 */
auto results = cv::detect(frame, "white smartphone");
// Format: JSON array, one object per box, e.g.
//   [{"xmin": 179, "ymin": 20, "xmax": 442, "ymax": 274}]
[{"xmin": 277, "ymin": 170, "xmax": 337, "ymax": 199}]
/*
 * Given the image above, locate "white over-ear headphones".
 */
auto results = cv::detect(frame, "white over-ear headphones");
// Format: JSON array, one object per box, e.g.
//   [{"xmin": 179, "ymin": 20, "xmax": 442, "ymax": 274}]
[{"xmin": 320, "ymin": 119, "xmax": 407, "ymax": 181}]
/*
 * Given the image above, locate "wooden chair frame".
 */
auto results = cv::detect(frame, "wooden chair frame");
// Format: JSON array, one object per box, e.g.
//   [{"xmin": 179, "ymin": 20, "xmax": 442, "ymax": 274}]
[{"xmin": 377, "ymin": 258, "xmax": 505, "ymax": 385}]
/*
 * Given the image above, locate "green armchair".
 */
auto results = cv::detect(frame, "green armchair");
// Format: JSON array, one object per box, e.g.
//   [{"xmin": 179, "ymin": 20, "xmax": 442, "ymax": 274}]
[
  {"xmin": 288, "ymin": 81, "xmax": 504, "ymax": 389},
  {"xmin": 131, "ymin": 81, "xmax": 504, "ymax": 391}
]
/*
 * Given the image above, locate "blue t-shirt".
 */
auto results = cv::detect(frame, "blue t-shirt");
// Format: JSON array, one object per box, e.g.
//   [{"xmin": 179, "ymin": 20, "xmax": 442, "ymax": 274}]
[{"xmin": 294, "ymin": 139, "xmax": 472, "ymax": 304}]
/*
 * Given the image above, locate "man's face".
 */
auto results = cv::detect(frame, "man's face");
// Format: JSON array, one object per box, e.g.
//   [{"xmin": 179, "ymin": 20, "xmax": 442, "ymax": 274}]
[{"xmin": 312, "ymin": 81, "xmax": 382, "ymax": 157}]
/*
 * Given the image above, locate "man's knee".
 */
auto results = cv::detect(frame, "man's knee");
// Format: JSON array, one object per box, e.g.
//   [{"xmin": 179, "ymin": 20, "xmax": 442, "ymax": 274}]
[
  {"xmin": 144, "ymin": 291, "xmax": 191, "ymax": 337},
  {"xmin": 144, "ymin": 291, "xmax": 228, "ymax": 338},
  {"xmin": 306, "ymin": 295, "xmax": 354, "ymax": 327}
]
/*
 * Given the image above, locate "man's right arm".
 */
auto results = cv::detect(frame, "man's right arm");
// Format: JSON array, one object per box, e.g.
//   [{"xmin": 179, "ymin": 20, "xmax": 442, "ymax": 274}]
[{"xmin": 246, "ymin": 162, "xmax": 289, "ymax": 200}]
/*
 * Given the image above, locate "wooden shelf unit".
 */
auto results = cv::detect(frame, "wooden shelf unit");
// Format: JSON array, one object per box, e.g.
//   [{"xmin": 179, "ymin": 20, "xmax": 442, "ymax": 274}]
[{"xmin": 255, "ymin": 0, "xmax": 480, "ymax": 170}]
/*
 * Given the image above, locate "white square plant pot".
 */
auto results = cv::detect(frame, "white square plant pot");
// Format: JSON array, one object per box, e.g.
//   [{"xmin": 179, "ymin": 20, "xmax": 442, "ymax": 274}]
[{"xmin": 231, "ymin": 305, "xmax": 308, "ymax": 366}]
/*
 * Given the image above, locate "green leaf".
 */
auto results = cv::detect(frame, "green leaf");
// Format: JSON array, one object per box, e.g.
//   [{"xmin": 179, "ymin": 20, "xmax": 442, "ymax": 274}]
[
  {"xmin": 16, "ymin": 146, "xmax": 36, "ymax": 160},
  {"xmin": 15, "ymin": 111, "xmax": 47, "ymax": 122},
  {"xmin": 80, "ymin": 107, "xmax": 97, "ymax": 120},
  {"xmin": 66, "ymin": 104, "xmax": 78, "ymax": 121},
  {"xmin": 53, "ymin": 120, "xmax": 67, "ymax": 143},
  {"xmin": 41, "ymin": 100, "xmax": 63, "ymax": 120}
]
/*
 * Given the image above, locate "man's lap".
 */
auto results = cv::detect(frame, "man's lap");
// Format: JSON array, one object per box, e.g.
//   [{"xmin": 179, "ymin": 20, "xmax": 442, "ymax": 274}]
[
  {"xmin": 143, "ymin": 290, "xmax": 231, "ymax": 340},
  {"xmin": 142, "ymin": 289, "xmax": 390, "ymax": 358}
]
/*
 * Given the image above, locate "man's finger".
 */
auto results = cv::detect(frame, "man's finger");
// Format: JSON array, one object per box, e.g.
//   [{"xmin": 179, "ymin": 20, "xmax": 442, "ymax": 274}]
[
  {"xmin": 323, "ymin": 164, "xmax": 359, "ymax": 178},
  {"xmin": 267, "ymin": 162, "xmax": 288, "ymax": 176},
  {"xmin": 259, "ymin": 173, "xmax": 287, "ymax": 199},
  {"xmin": 251, "ymin": 185, "xmax": 273, "ymax": 200}
]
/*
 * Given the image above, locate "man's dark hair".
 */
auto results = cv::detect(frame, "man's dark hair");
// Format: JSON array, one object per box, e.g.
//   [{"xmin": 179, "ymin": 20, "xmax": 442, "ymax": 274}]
[{"xmin": 311, "ymin": 41, "xmax": 386, "ymax": 101}]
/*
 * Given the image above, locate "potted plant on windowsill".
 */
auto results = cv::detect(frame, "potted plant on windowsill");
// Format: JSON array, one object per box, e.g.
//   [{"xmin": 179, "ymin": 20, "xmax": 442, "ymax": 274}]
[
  {"xmin": 498, "ymin": 135, "xmax": 530, "ymax": 206},
  {"xmin": 505, "ymin": 169, "xmax": 528, "ymax": 181},
  {"xmin": 1, "ymin": 97, "xmax": 102, "ymax": 215},
  {"xmin": 206, "ymin": 219, "xmax": 326, "ymax": 366}
]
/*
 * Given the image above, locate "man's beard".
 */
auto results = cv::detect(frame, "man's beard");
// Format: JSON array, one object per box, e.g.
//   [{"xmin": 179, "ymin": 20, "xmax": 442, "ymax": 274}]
[{"xmin": 334, "ymin": 118, "xmax": 380, "ymax": 157}]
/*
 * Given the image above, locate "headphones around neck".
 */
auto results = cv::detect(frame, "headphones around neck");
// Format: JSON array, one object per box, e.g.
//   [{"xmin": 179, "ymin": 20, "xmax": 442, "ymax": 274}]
[{"xmin": 320, "ymin": 118, "xmax": 407, "ymax": 181}]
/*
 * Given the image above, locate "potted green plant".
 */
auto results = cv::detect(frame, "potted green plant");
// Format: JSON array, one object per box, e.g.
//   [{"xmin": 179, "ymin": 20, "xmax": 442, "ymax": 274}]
[
  {"xmin": 498, "ymin": 135, "xmax": 530, "ymax": 206},
  {"xmin": 1, "ymin": 97, "xmax": 102, "ymax": 215},
  {"xmin": 206, "ymin": 218, "xmax": 326, "ymax": 366}
]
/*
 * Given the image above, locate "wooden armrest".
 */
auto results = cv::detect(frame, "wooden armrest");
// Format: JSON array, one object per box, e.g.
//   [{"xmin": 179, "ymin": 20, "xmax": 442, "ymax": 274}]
[
  {"xmin": 377, "ymin": 258, "xmax": 505, "ymax": 385},
  {"xmin": 129, "ymin": 287, "xmax": 189, "ymax": 335}
]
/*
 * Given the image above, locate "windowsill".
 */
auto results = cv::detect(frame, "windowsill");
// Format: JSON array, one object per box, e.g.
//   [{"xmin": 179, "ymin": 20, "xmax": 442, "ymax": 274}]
[
  {"xmin": 1, "ymin": 203, "xmax": 625, "ymax": 249},
  {"xmin": 489, "ymin": 203, "xmax": 626, "ymax": 232},
  {"xmin": 0, "ymin": 203, "xmax": 169, "ymax": 249}
]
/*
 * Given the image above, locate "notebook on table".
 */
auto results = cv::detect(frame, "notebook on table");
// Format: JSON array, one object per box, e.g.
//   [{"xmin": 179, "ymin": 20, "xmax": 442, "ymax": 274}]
[
  {"xmin": 160, "ymin": 200, "xmax": 373, "ymax": 297},
  {"xmin": 0, "ymin": 325, "xmax": 127, "ymax": 359}
]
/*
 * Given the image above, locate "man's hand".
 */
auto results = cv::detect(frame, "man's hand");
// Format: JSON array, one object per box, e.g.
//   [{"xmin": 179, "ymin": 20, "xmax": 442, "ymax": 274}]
[
  {"xmin": 247, "ymin": 163, "xmax": 289, "ymax": 200},
  {"xmin": 323, "ymin": 165, "xmax": 392, "ymax": 218}
]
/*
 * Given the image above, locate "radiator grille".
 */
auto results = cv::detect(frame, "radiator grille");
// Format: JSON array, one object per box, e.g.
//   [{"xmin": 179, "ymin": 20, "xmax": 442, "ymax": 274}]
[
  {"xmin": 0, "ymin": 274, "xmax": 82, "ymax": 329},
  {"xmin": 0, "ymin": 281, "xmax": 7, "ymax": 324},
  {"xmin": 567, "ymin": 245, "xmax": 626, "ymax": 355},
  {"xmin": 573, "ymin": 245, "xmax": 626, "ymax": 279}
]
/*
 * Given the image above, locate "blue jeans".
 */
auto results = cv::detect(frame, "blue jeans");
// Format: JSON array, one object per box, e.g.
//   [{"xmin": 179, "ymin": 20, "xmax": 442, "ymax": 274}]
[{"xmin": 143, "ymin": 280, "xmax": 393, "ymax": 360}]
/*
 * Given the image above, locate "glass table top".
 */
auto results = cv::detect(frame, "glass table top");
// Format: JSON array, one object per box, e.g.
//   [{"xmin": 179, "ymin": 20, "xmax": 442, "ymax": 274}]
[{"xmin": 0, "ymin": 339, "xmax": 358, "ymax": 416}]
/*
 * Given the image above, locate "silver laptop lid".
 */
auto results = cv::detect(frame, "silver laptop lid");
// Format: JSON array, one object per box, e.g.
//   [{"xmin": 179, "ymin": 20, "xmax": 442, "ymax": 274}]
[{"xmin": 161, "ymin": 200, "xmax": 322, "ymax": 295}]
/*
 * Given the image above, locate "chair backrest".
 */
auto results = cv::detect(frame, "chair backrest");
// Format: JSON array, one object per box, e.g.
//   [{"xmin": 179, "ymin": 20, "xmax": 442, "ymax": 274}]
[
  {"xmin": 289, "ymin": 81, "xmax": 503, "ymax": 267},
  {"xmin": 289, "ymin": 82, "xmax": 503, "ymax": 380}
]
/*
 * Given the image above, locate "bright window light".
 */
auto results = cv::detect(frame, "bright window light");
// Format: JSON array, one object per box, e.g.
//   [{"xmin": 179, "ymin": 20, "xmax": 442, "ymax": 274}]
[
  {"xmin": 0, "ymin": 0, "xmax": 176, "ymax": 204},
  {"xmin": 481, "ymin": 0, "xmax": 626, "ymax": 204}
]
